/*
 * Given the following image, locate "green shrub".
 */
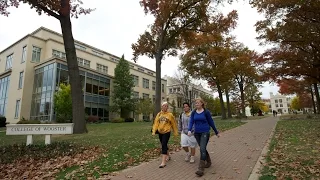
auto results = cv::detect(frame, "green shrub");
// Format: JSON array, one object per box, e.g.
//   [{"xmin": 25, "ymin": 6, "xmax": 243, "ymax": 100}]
[
  {"xmin": 17, "ymin": 119, "xmax": 41, "ymax": 124},
  {"xmin": 0, "ymin": 116, "xmax": 6, "ymax": 127},
  {"xmin": 110, "ymin": 117, "xmax": 124, "ymax": 123},
  {"xmin": 125, "ymin": 117, "xmax": 134, "ymax": 122}
]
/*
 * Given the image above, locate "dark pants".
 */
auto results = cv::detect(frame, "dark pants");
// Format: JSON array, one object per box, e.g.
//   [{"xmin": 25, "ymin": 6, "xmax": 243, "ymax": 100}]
[
  {"xmin": 159, "ymin": 132, "xmax": 171, "ymax": 155},
  {"xmin": 194, "ymin": 132, "xmax": 210, "ymax": 161}
]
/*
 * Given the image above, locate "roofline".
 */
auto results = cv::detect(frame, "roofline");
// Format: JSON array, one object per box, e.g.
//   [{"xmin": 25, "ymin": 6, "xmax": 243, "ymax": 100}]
[{"xmin": 30, "ymin": 27, "xmax": 159, "ymax": 74}]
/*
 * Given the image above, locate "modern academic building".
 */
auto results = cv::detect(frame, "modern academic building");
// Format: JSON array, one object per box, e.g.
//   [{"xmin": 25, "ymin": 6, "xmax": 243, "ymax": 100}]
[{"xmin": 0, "ymin": 27, "xmax": 167, "ymax": 123}]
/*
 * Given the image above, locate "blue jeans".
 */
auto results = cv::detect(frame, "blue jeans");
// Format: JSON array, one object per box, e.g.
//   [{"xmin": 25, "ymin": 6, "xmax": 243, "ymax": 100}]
[{"xmin": 194, "ymin": 132, "xmax": 210, "ymax": 161}]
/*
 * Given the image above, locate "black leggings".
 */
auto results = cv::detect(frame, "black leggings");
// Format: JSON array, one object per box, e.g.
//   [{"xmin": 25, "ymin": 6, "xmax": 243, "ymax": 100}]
[{"xmin": 158, "ymin": 132, "xmax": 171, "ymax": 155}]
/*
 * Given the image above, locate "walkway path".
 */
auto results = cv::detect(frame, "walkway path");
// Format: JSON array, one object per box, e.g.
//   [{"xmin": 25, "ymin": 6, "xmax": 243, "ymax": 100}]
[{"xmin": 111, "ymin": 116, "xmax": 278, "ymax": 180}]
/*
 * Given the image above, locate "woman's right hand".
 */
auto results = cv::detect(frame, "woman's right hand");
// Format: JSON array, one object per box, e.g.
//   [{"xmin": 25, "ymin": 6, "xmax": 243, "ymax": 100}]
[{"xmin": 187, "ymin": 131, "xmax": 192, "ymax": 136}]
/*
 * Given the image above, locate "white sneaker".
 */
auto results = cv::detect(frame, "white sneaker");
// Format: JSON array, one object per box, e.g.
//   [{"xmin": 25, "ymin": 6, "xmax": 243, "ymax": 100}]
[
  {"xmin": 190, "ymin": 156, "xmax": 195, "ymax": 163},
  {"xmin": 185, "ymin": 153, "xmax": 190, "ymax": 162}
]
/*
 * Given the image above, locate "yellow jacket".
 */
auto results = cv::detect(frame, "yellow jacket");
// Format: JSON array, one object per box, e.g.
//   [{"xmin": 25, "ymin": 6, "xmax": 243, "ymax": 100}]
[{"xmin": 152, "ymin": 111, "xmax": 178, "ymax": 136}]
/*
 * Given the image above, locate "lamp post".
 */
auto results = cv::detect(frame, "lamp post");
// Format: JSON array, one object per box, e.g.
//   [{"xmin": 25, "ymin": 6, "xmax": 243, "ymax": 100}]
[{"xmin": 189, "ymin": 86, "xmax": 192, "ymax": 109}]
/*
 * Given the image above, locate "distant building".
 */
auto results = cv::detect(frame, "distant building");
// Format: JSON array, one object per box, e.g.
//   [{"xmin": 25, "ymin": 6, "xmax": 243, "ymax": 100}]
[
  {"xmin": 269, "ymin": 93, "xmax": 292, "ymax": 114},
  {"xmin": 163, "ymin": 75, "xmax": 214, "ymax": 114}
]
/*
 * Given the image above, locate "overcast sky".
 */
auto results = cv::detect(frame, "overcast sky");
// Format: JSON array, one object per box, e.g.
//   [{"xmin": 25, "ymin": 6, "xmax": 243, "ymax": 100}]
[{"xmin": 0, "ymin": 0, "xmax": 279, "ymax": 99}]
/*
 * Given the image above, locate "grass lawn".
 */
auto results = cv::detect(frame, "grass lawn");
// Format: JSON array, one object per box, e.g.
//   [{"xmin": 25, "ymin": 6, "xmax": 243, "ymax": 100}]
[
  {"xmin": 0, "ymin": 120, "xmax": 245, "ymax": 179},
  {"xmin": 260, "ymin": 119, "xmax": 320, "ymax": 180}
]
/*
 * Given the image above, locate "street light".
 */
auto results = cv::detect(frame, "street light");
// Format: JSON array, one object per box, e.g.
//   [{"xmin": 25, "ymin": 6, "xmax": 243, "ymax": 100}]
[{"xmin": 188, "ymin": 86, "xmax": 192, "ymax": 109}]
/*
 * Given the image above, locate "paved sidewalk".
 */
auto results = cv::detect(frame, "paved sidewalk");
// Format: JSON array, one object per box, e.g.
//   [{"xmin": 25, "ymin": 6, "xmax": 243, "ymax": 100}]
[{"xmin": 111, "ymin": 116, "xmax": 278, "ymax": 180}]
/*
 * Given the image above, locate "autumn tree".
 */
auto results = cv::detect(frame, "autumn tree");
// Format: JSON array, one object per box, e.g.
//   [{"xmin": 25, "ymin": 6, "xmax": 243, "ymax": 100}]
[
  {"xmin": 0, "ymin": 0, "xmax": 94, "ymax": 133},
  {"xmin": 181, "ymin": 11, "xmax": 238, "ymax": 119},
  {"xmin": 245, "ymin": 83, "xmax": 262, "ymax": 116},
  {"xmin": 229, "ymin": 43, "xmax": 259, "ymax": 117},
  {"xmin": 135, "ymin": 98, "xmax": 154, "ymax": 121},
  {"xmin": 290, "ymin": 97, "xmax": 301, "ymax": 111},
  {"xmin": 132, "ymin": 0, "xmax": 212, "ymax": 114},
  {"xmin": 111, "ymin": 55, "xmax": 135, "ymax": 118},
  {"xmin": 251, "ymin": 0, "xmax": 320, "ymax": 113},
  {"xmin": 200, "ymin": 94, "xmax": 215, "ymax": 115}
]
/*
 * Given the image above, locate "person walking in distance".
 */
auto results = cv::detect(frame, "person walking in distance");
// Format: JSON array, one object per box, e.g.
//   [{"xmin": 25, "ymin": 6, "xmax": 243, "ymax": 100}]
[
  {"xmin": 152, "ymin": 102, "xmax": 178, "ymax": 168},
  {"xmin": 178, "ymin": 102, "xmax": 197, "ymax": 163},
  {"xmin": 188, "ymin": 98, "xmax": 220, "ymax": 176}
]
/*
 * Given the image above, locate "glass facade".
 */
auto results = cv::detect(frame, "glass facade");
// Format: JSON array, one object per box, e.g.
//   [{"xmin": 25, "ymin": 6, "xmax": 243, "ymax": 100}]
[
  {"xmin": 30, "ymin": 63, "xmax": 55, "ymax": 120},
  {"xmin": 30, "ymin": 62, "xmax": 111, "ymax": 121},
  {"xmin": 0, "ymin": 76, "xmax": 10, "ymax": 116}
]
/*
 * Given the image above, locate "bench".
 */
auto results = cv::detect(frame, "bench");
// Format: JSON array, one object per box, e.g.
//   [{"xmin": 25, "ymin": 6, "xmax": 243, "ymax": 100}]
[{"xmin": 6, "ymin": 123, "xmax": 74, "ymax": 145}]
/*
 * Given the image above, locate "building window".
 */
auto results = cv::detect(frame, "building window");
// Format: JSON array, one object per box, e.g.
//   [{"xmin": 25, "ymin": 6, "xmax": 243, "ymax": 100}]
[
  {"xmin": 97, "ymin": 64, "xmax": 108, "ymax": 74},
  {"xmin": 21, "ymin": 46, "xmax": 27, "ymax": 63},
  {"xmin": 15, "ymin": 100, "xmax": 20, "ymax": 118},
  {"xmin": 78, "ymin": 57, "xmax": 90, "ymax": 68},
  {"xmin": 279, "ymin": 99, "xmax": 283, "ymax": 103},
  {"xmin": 275, "ymin": 99, "xmax": 278, "ymax": 103},
  {"xmin": 75, "ymin": 44, "xmax": 86, "ymax": 51},
  {"xmin": 276, "ymin": 104, "xmax": 279, "ymax": 107},
  {"xmin": 162, "ymin": 84, "xmax": 165, "ymax": 93},
  {"xmin": 133, "ymin": 91, "xmax": 139, "ymax": 99},
  {"xmin": 143, "ymin": 93, "xmax": 149, "ymax": 99},
  {"xmin": 152, "ymin": 81, "xmax": 156, "ymax": 91},
  {"xmin": 132, "ymin": 75, "xmax": 139, "ymax": 87},
  {"xmin": 32, "ymin": 46, "xmax": 41, "ymax": 62},
  {"xmin": 152, "ymin": 95, "xmax": 155, "ymax": 103},
  {"xmin": 92, "ymin": 50, "xmax": 103, "ymax": 56},
  {"xmin": 52, "ymin": 50, "xmax": 66, "ymax": 59},
  {"xmin": 110, "ymin": 57, "xmax": 119, "ymax": 62},
  {"xmin": 177, "ymin": 97, "xmax": 183, "ymax": 108},
  {"xmin": 280, "ymin": 104, "xmax": 283, "ymax": 107},
  {"xmin": 18, "ymin": 71, "xmax": 24, "ymax": 89},
  {"xmin": 138, "ymin": 67, "xmax": 144, "ymax": 72},
  {"xmin": 5, "ymin": 54, "xmax": 13, "ymax": 70},
  {"xmin": 0, "ymin": 76, "xmax": 10, "ymax": 116},
  {"xmin": 169, "ymin": 88, "xmax": 173, "ymax": 93},
  {"xmin": 143, "ymin": 78, "xmax": 149, "ymax": 89}
]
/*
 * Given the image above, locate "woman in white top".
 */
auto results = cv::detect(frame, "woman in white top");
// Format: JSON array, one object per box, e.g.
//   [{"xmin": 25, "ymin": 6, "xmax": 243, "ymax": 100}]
[{"xmin": 178, "ymin": 102, "xmax": 197, "ymax": 163}]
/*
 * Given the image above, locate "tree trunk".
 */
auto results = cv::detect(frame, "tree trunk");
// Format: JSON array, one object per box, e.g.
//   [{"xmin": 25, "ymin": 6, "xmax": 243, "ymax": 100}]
[
  {"xmin": 310, "ymin": 86, "xmax": 317, "ymax": 114},
  {"xmin": 216, "ymin": 83, "xmax": 226, "ymax": 119},
  {"xmin": 225, "ymin": 88, "xmax": 232, "ymax": 118},
  {"xmin": 313, "ymin": 83, "xmax": 320, "ymax": 114},
  {"xmin": 239, "ymin": 83, "xmax": 246, "ymax": 117},
  {"xmin": 60, "ymin": 15, "xmax": 87, "ymax": 133},
  {"xmin": 155, "ymin": 53, "xmax": 162, "ymax": 115}
]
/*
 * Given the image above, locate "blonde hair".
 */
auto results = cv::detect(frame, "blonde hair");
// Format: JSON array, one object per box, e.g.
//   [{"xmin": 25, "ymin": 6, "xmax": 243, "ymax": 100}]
[
  {"xmin": 194, "ymin": 98, "xmax": 205, "ymax": 108},
  {"xmin": 162, "ymin": 102, "xmax": 169, "ymax": 106}
]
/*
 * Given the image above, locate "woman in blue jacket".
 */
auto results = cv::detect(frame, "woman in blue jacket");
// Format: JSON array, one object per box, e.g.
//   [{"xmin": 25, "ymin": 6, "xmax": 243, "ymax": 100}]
[{"xmin": 188, "ymin": 98, "xmax": 220, "ymax": 176}]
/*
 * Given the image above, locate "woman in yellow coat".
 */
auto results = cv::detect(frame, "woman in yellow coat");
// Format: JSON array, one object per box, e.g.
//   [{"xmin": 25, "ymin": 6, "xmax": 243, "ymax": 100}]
[{"xmin": 152, "ymin": 102, "xmax": 178, "ymax": 168}]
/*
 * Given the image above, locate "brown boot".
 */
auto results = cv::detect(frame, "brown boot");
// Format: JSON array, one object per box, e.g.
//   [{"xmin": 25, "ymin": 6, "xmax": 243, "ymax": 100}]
[
  {"xmin": 204, "ymin": 153, "xmax": 211, "ymax": 168},
  {"xmin": 195, "ymin": 160, "xmax": 205, "ymax": 176}
]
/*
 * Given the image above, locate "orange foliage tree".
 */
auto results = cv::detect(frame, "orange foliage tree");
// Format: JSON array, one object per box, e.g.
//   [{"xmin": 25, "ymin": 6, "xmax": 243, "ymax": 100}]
[
  {"xmin": 229, "ymin": 43, "xmax": 259, "ymax": 117},
  {"xmin": 180, "ymin": 10, "xmax": 238, "ymax": 119},
  {"xmin": 251, "ymin": 0, "xmax": 320, "ymax": 113},
  {"xmin": 0, "ymin": 0, "xmax": 94, "ymax": 133},
  {"xmin": 132, "ymin": 0, "xmax": 212, "ymax": 114}
]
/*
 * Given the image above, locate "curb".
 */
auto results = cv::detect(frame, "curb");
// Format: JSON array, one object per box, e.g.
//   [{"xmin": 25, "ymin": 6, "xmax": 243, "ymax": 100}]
[{"xmin": 248, "ymin": 120, "xmax": 277, "ymax": 180}]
